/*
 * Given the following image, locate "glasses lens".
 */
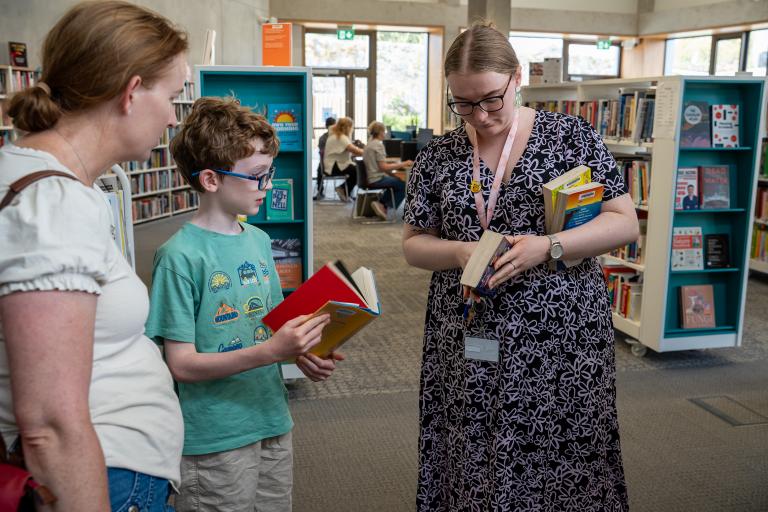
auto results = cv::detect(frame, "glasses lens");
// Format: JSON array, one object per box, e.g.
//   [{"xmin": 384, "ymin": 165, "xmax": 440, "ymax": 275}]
[
  {"xmin": 479, "ymin": 97, "xmax": 504, "ymax": 113},
  {"xmin": 450, "ymin": 102, "xmax": 474, "ymax": 116},
  {"xmin": 257, "ymin": 166, "xmax": 275, "ymax": 189}
]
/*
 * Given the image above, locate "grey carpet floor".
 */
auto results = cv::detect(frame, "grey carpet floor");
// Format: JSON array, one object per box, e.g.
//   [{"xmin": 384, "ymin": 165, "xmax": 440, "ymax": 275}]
[{"xmin": 135, "ymin": 204, "xmax": 768, "ymax": 512}]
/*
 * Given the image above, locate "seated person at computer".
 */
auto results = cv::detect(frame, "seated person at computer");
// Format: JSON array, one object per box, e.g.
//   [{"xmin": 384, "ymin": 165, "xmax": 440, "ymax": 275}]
[
  {"xmin": 364, "ymin": 121, "xmax": 413, "ymax": 220},
  {"xmin": 323, "ymin": 116, "xmax": 363, "ymax": 201}
]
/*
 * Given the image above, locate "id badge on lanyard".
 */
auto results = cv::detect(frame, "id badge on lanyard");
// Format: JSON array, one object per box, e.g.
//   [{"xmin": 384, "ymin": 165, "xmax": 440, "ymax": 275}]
[{"xmin": 462, "ymin": 114, "xmax": 519, "ymax": 363}]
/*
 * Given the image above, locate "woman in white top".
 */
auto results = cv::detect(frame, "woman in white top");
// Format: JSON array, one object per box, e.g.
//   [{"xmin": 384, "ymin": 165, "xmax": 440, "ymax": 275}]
[
  {"xmin": 322, "ymin": 117, "xmax": 364, "ymax": 201},
  {"xmin": 0, "ymin": 2, "xmax": 187, "ymax": 510}
]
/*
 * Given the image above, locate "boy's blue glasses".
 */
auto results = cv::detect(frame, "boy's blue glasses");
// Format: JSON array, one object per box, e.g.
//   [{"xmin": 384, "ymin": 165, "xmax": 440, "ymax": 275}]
[{"xmin": 191, "ymin": 165, "xmax": 276, "ymax": 190}]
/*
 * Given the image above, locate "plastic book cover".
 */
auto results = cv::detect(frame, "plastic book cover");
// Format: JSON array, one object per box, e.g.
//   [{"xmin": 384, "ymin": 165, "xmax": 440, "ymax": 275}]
[
  {"xmin": 680, "ymin": 101, "xmax": 710, "ymax": 148},
  {"xmin": 711, "ymin": 104, "xmax": 739, "ymax": 148},
  {"xmin": 699, "ymin": 165, "xmax": 730, "ymax": 209},
  {"xmin": 266, "ymin": 178, "xmax": 293, "ymax": 221},
  {"xmin": 675, "ymin": 167, "xmax": 700, "ymax": 210},
  {"xmin": 671, "ymin": 226, "xmax": 704, "ymax": 270},
  {"xmin": 268, "ymin": 103, "xmax": 302, "ymax": 151},
  {"xmin": 704, "ymin": 233, "xmax": 730, "ymax": 269},
  {"xmin": 679, "ymin": 284, "xmax": 716, "ymax": 329},
  {"xmin": 561, "ymin": 183, "xmax": 604, "ymax": 230}
]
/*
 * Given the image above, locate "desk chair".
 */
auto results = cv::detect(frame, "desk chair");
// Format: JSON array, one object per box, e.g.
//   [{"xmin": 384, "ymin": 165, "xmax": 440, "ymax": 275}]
[
  {"xmin": 317, "ymin": 158, "xmax": 350, "ymax": 204},
  {"xmin": 352, "ymin": 160, "xmax": 396, "ymax": 224}
]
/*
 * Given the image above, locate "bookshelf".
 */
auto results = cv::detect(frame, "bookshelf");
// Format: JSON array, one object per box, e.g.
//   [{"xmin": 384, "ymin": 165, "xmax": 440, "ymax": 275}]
[
  {"xmin": 523, "ymin": 76, "xmax": 767, "ymax": 356},
  {"xmin": 196, "ymin": 66, "xmax": 313, "ymax": 296},
  {"xmin": 196, "ymin": 66, "xmax": 313, "ymax": 381},
  {"xmin": 0, "ymin": 65, "xmax": 39, "ymax": 147},
  {"xmin": 122, "ymin": 81, "xmax": 198, "ymax": 225},
  {"xmin": 749, "ymin": 135, "xmax": 768, "ymax": 273}
]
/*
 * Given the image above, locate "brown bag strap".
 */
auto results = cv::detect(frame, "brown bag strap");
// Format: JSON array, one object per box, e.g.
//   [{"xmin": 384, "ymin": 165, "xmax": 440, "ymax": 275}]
[{"xmin": 0, "ymin": 170, "xmax": 80, "ymax": 212}]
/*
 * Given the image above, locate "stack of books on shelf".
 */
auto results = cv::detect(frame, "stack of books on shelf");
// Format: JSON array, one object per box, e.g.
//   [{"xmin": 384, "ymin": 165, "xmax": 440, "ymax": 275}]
[
  {"xmin": 172, "ymin": 189, "xmax": 198, "ymax": 212},
  {"xmin": 619, "ymin": 159, "xmax": 651, "ymax": 207},
  {"xmin": 171, "ymin": 169, "xmax": 187, "ymax": 188},
  {"xmin": 610, "ymin": 218, "xmax": 647, "ymax": 265},
  {"xmin": 271, "ymin": 238, "xmax": 302, "ymax": 289},
  {"xmin": 132, "ymin": 195, "xmax": 170, "ymax": 222},
  {"xmin": 130, "ymin": 171, "xmax": 170, "ymax": 195},
  {"xmin": 672, "ymin": 227, "xmax": 731, "ymax": 271},
  {"xmin": 674, "ymin": 165, "xmax": 731, "ymax": 211},
  {"xmin": 603, "ymin": 265, "xmax": 642, "ymax": 321}
]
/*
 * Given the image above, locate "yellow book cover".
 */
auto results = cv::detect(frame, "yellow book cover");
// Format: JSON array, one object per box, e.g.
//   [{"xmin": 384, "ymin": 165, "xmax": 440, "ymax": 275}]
[{"xmin": 542, "ymin": 165, "xmax": 592, "ymax": 233}]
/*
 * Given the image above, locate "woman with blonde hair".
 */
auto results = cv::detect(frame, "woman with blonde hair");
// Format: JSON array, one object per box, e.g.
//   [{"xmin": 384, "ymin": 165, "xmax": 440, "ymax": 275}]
[
  {"xmin": 403, "ymin": 21, "xmax": 636, "ymax": 510},
  {"xmin": 364, "ymin": 121, "xmax": 412, "ymax": 220},
  {"xmin": 323, "ymin": 116, "xmax": 364, "ymax": 201},
  {"xmin": 0, "ymin": 2, "xmax": 188, "ymax": 510}
]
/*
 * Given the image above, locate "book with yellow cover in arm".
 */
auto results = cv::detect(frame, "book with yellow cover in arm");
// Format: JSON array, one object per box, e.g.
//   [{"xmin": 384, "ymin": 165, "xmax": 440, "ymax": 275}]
[
  {"xmin": 542, "ymin": 164, "xmax": 592, "ymax": 233},
  {"xmin": 549, "ymin": 182, "xmax": 604, "ymax": 270},
  {"xmin": 262, "ymin": 261, "xmax": 380, "ymax": 358}
]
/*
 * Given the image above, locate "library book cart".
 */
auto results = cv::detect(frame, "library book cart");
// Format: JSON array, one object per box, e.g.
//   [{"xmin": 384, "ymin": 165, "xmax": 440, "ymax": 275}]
[
  {"xmin": 196, "ymin": 65, "xmax": 313, "ymax": 378},
  {"xmin": 523, "ymin": 75, "xmax": 767, "ymax": 357}
]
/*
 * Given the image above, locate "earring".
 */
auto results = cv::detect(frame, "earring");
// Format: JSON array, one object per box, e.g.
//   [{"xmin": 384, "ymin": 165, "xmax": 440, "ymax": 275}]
[{"xmin": 515, "ymin": 87, "xmax": 523, "ymax": 108}]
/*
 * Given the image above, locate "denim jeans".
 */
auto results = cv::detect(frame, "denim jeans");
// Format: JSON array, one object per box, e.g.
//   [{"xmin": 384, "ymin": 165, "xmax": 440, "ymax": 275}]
[
  {"xmin": 370, "ymin": 175, "xmax": 405, "ymax": 209},
  {"xmin": 108, "ymin": 467, "xmax": 174, "ymax": 512}
]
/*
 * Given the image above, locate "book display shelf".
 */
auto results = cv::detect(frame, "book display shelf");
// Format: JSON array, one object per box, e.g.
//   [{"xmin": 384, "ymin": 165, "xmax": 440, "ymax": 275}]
[
  {"xmin": 196, "ymin": 66, "xmax": 313, "ymax": 380},
  {"xmin": 522, "ymin": 76, "xmax": 767, "ymax": 356},
  {"xmin": 749, "ymin": 124, "xmax": 768, "ymax": 274},
  {"xmin": 120, "ymin": 81, "xmax": 198, "ymax": 225},
  {"xmin": 0, "ymin": 65, "xmax": 39, "ymax": 147}
]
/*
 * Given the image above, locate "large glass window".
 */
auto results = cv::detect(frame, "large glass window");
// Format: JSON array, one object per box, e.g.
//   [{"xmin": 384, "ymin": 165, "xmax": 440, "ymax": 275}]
[
  {"xmin": 714, "ymin": 37, "xmax": 742, "ymax": 76},
  {"xmin": 376, "ymin": 32, "xmax": 428, "ymax": 130},
  {"xmin": 509, "ymin": 34, "xmax": 563, "ymax": 86},
  {"xmin": 305, "ymin": 32, "xmax": 369, "ymax": 69},
  {"xmin": 567, "ymin": 43, "xmax": 620, "ymax": 78},
  {"xmin": 664, "ymin": 36, "xmax": 712, "ymax": 75},
  {"xmin": 746, "ymin": 29, "xmax": 768, "ymax": 76}
]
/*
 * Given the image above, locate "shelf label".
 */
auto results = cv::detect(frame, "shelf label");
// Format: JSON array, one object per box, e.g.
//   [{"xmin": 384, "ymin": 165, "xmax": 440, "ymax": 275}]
[{"xmin": 653, "ymin": 80, "xmax": 680, "ymax": 140}]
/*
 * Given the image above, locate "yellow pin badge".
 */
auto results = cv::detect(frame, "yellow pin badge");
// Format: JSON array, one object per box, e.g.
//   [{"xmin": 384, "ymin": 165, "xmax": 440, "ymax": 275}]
[{"xmin": 470, "ymin": 180, "xmax": 481, "ymax": 193}]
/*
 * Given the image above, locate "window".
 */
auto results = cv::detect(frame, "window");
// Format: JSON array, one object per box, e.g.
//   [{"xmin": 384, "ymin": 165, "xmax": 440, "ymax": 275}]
[
  {"xmin": 509, "ymin": 34, "xmax": 563, "ymax": 86},
  {"xmin": 376, "ymin": 32, "xmax": 428, "ymax": 131},
  {"xmin": 746, "ymin": 29, "xmax": 768, "ymax": 76},
  {"xmin": 714, "ymin": 36, "xmax": 743, "ymax": 76},
  {"xmin": 664, "ymin": 35, "xmax": 712, "ymax": 75},
  {"xmin": 567, "ymin": 42, "xmax": 621, "ymax": 78},
  {"xmin": 305, "ymin": 32, "xmax": 369, "ymax": 69}
]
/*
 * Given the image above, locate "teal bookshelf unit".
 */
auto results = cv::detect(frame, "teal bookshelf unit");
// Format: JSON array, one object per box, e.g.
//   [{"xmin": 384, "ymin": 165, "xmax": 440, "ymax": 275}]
[
  {"xmin": 195, "ymin": 66, "xmax": 313, "ymax": 295},
  {"xmin": 654, "ymin": 77, "xmax": 766, "ymax": 351},
  {"xmin": 521, "ymin": 75, "xmax": 767, "ymax": 356}
]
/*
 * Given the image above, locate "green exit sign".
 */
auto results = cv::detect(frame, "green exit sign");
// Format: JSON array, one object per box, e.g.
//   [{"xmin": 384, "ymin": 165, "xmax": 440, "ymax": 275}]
[
  {"xmin": 337, "ymin": 26, "xmax": 355, "ymax": 40},
  {"xmin": 596, "ymin": 39, "xmax": 612, "ymax": 50}
]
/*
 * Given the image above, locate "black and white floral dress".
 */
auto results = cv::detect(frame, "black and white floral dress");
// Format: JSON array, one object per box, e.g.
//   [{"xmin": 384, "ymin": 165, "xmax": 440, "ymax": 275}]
[{"xmin": 404, "ymin": 110, "xmax": 629, "ymax": 511}]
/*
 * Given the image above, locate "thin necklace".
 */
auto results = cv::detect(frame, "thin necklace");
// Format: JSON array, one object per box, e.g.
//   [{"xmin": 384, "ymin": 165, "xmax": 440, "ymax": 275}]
[{"xmin": 53, "ymin": 128, "xmax": 89, "ymax": 179}]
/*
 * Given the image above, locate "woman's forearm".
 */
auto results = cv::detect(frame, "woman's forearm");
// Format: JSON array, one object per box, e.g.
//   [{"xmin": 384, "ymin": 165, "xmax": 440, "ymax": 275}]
[
  {"xmin": 403, "ymin": 232, "xmax": 472, "ymax": 272},
  {"xmin": 556, "ymin": 211, "xmax": 639, "ymax": 261},
  {"xmin": 20, "ymin": 421, "xmax": 109, "ymax": 511}
]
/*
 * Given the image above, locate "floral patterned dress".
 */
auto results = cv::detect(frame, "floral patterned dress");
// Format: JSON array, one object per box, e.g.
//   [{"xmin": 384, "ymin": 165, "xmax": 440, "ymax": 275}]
[{"xmin": 404, "ymin": 110, "xmax": 629, "ymax": 511}]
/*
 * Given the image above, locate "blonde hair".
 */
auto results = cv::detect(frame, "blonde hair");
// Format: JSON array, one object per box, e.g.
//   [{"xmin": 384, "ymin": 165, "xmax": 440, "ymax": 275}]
[
  {"xmin": 170, "ymin": 97, "xmax": 279, "ymax": 193},
  {"xmin": 330, "ymin": 117, "xmax": 353, "ymax": 138},
  {"xmin": 368, "ymin": 121, "xmax": 385, "ymax": 139},
  {"xmin": 444, "ymin": 20, "xmax": 519, "ymax": 77},
  {"xmin": 8, "ymin": 0, "xmax": 188, "ymax": 132}
]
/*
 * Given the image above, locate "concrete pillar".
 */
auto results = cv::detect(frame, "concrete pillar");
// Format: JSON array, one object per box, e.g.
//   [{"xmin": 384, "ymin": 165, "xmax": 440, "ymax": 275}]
[{"xmin": 467, "ymin": 0, "xmax": 510, "ymax": 35}]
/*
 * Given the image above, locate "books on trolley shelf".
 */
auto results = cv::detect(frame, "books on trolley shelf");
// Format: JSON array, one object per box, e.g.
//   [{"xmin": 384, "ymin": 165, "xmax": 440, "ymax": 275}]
[
  {"xmin": 679, "ymin": 284, "xmax": 716, "ymax": 329},
  {"xmin": 671, "ymin": 226, "xmax": 703, "ymax": 271}
]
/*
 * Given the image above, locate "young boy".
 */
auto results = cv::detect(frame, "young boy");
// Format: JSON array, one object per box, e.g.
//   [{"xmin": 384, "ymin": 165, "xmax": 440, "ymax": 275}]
[{"xmin": 145, "ymin": 97, "xmax": 341, "ymax": 512}]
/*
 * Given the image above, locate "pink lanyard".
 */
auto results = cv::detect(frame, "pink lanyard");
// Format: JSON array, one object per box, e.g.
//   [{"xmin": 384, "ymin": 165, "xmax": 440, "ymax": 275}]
[{"xmin": 468, "ymin": 112, "xmax": 519, "ymax": 230}]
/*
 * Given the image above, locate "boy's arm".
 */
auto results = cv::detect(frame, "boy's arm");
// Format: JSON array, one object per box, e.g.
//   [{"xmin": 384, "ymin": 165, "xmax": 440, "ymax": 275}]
[{"xmin": 163, "ymin": 313, "xmax": 330, "ymax": 383}]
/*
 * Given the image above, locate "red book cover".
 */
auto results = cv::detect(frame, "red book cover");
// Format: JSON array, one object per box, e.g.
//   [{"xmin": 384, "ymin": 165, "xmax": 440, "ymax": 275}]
[
  {"xmin": 262, "ymin": 262, "xmax": 364, "ymax": 332},
  {"xmin": 679, "ymin": 285, "xmax": 716, "ymax": 329}
]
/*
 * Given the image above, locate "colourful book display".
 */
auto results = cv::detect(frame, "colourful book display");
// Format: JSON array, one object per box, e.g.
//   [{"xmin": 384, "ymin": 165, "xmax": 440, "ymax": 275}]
[
  {"xmin": 699, "ymin": 165, "xmax": 731, "ymax": 209},
  {"xmin": 711, "ymin": 104, "xmax": 739, "ymax": 148},
  {"xmin": 671, "ymin": 226, "xmax": 704, "ymax": 271},
  {"xmin": 679, "ymin": 285, "xmax": 716, "ymax": 329},
  {"xmin": 265, "ymin": 178, "xmax": 294, "ymax": 221},
  {"xmin": 680, "ymin": 101, "xmax": 711, "ymax": 148},
  {"xmin": 268, "ymin": 103, "xmax": 302, "ymax": 151},
  {"xmin": 674, "ymin": 167, "xmax": 700, "ymax": 210}
]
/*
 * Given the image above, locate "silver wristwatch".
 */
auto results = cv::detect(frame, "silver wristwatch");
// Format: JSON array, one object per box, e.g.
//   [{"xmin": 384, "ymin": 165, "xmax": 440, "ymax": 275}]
[{"xmin": 547, "ymin": 234, "xmax": 564, "ymax": 261}]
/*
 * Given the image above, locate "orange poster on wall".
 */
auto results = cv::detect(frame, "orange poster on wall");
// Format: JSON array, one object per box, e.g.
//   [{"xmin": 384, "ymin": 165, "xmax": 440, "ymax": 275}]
[{"xmin": 262, "ymin": 23, "xmax": 292, "ymax": 66}]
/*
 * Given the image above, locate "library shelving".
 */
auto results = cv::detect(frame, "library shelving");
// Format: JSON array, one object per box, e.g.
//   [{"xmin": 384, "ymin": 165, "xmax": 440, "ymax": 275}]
[
  {"xmin": 522, "ymin": 76, "xmax": 767, "ymax": 356},
  {"xmin": 196, "ymin": 65, "xmax": 313, "ymax": 380},
  {"xmin": 121, "ymin": 83, "xmax": 199, "ymax": 225},
  {"xmin": 749, "ymin": 136, "xmax": 768, "ymax": 273},
  {"xmin": 0, "ymin": 65, "xmax": 39, "ymax": 147}
]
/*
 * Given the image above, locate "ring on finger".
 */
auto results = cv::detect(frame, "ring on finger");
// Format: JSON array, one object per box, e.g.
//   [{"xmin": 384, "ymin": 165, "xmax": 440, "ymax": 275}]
[{"xmin": 510, "ymin": 262, "xmax": 517, "ymax": 273}]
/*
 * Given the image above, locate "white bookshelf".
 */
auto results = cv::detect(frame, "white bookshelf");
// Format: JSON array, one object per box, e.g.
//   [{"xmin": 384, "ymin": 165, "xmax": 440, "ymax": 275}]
[
  {"xmin": 0, "ymin": 65, "xmax": 38, "ymax": 147},
  {"xmin": 523, "ymin": 75, "xmax": 768, "ymax": 356},
  {"xmin": 127, "ymin": 83, "xmax": 199, "ymax": 224}
]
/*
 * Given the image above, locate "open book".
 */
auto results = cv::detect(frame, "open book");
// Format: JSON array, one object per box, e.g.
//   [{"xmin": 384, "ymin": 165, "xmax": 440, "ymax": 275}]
[{"xmin": 262, "ymin": 261, "xmax": 380, "ymax": 358}]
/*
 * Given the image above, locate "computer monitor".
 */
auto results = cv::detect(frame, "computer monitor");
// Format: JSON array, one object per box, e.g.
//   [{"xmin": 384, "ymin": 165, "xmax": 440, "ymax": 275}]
[
  {"xmin": 416, "ymin": 128, "xmax": 433, "ymax": 151},
  {"xmin": 401, "ymin": 141, "xmax": 418, "ymax": 162},
  {"xmin": 383, "ymin": 138, "xmax": 402, "ymax": 158}
]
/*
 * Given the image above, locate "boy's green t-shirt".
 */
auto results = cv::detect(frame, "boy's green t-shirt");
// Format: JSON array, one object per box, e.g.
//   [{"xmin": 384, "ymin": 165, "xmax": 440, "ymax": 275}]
[{"xmin": 145, "ymin": 222, "xmax": 292, "ymax": 456}]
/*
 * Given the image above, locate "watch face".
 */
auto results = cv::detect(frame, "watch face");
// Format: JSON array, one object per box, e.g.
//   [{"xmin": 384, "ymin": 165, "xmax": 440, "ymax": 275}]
[{"xmin": 551, "ymin": 244, "xmax": 564, "ymax": 260}]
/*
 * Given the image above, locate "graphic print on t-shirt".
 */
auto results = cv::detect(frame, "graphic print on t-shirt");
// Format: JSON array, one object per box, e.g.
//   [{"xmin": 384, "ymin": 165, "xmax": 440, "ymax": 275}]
[
  {"xmin": 237, "ymin": 261, "xmax": 260, "ymax": 286},
  {"xmin": 218, "ymin": 336, "xmax": 245, "ymax": 352},
  {"xmin": 213, "ymin": 303, "xmax": 240, "ymax": 325},
  {"xmin": 253, "ymin": 326, "xmax": 269, "ymax": 343},
  {"xmin": 259, "ymin": 260, "xmax": 270, "ymax": 281},
  {"xmin": 209, "ymin": 271, "xmax": 232, "ymax": 293},
  {"xmin": 243, "ymin": 296, "xmax": 265, "ymax": 317}
]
